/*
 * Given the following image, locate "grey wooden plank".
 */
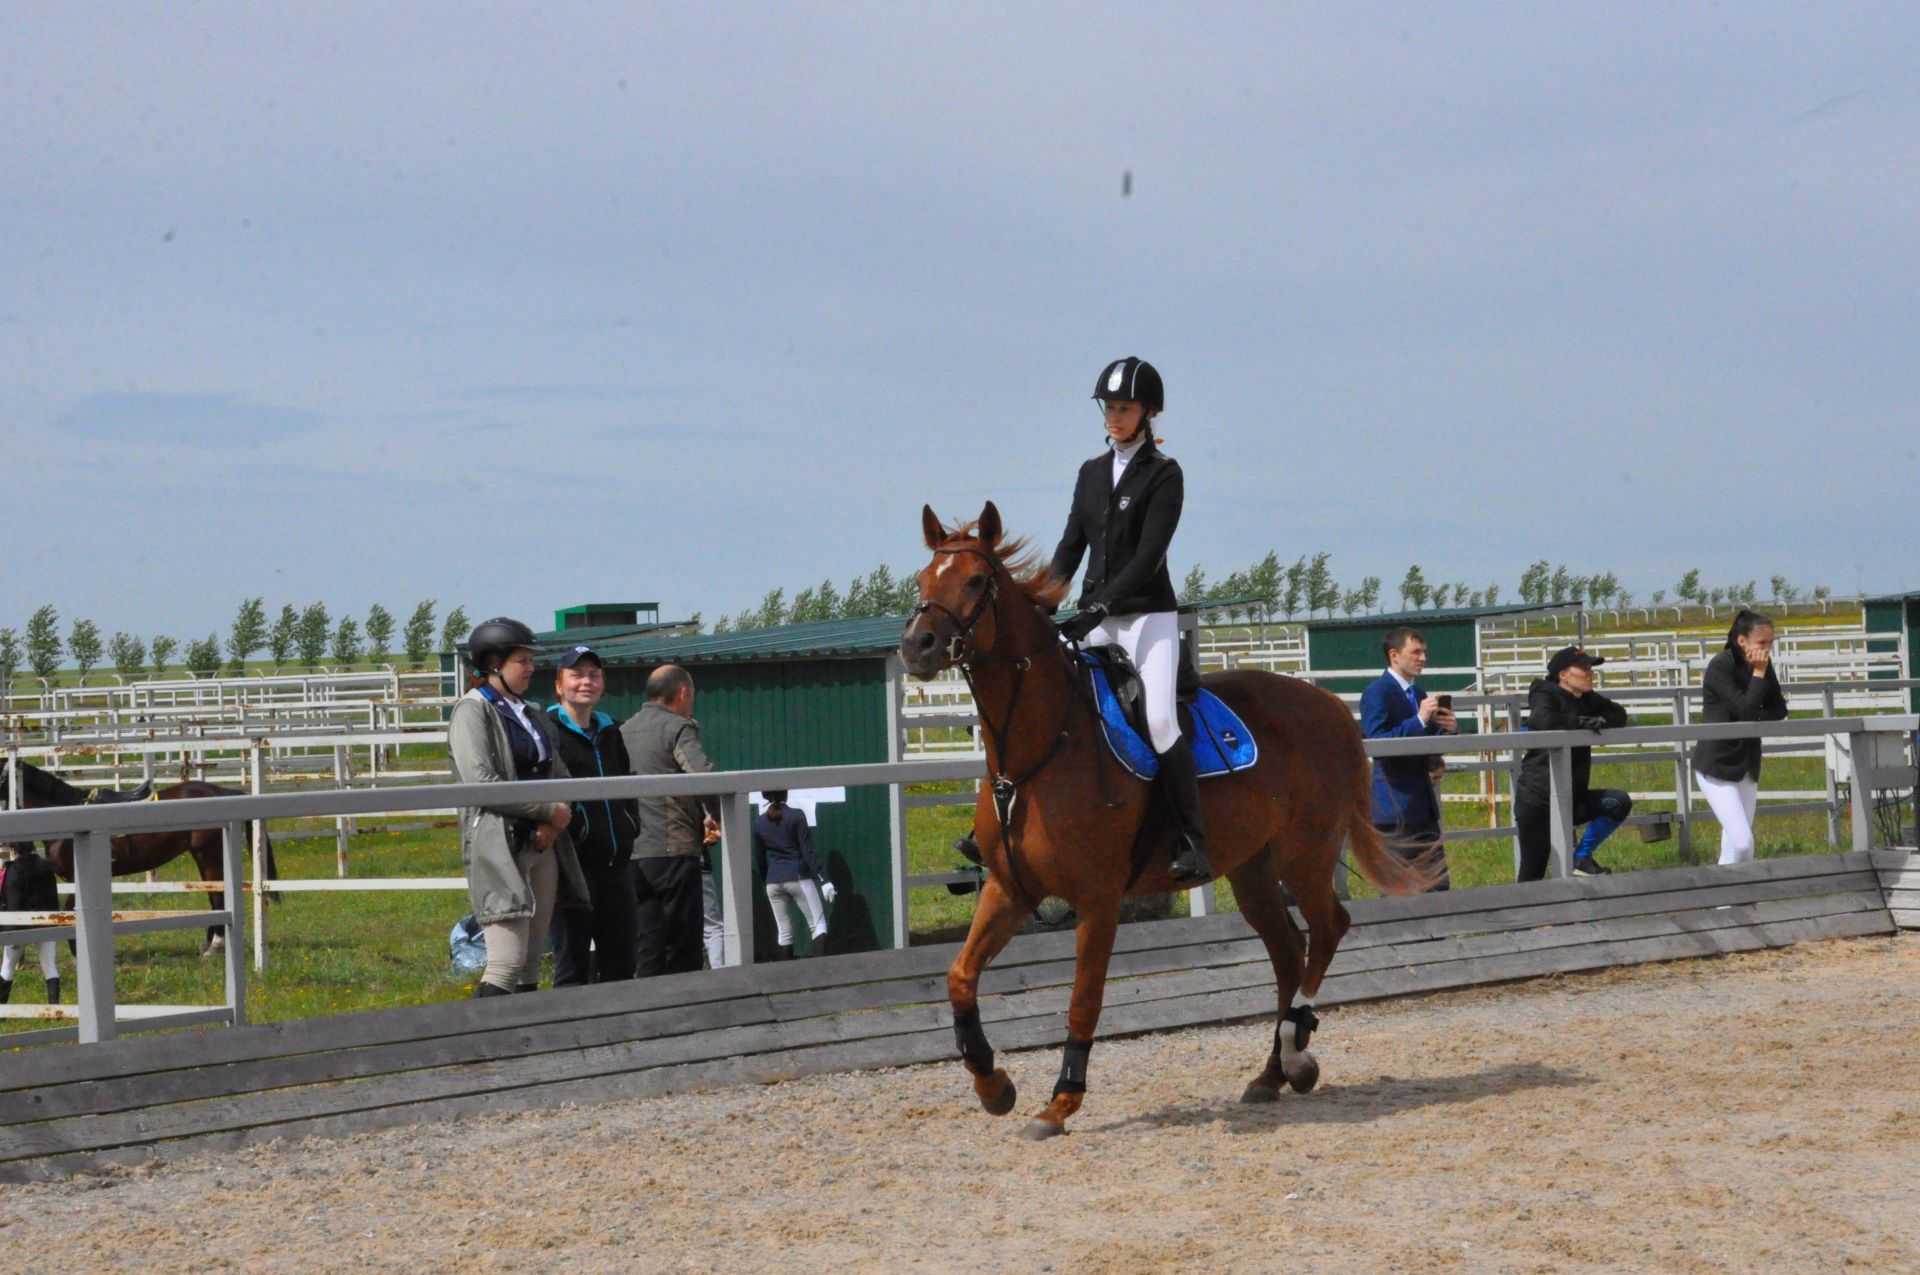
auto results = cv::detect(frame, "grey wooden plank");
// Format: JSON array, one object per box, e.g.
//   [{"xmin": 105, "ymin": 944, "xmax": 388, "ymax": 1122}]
[
  {"xmin": 1, "ymin": 851, "xmax": 1864, "ymax": 1091},
  {"xmin": 1891, "ymin": 909, "xmax": 1920, "ymax": 929},
  {"xmin": 0, "ymin": 899, "xmax": 1890, "ymax": 1182}
]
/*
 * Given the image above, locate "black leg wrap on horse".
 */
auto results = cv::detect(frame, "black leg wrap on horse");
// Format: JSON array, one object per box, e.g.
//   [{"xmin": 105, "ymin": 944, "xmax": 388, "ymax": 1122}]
[
  {"xmin": 1052, "ymin": 1036, "xmax": 1093, "ymax": 1098},
  {"xmin": 953, "ymin": 1006, "xmax": 995, "ymax": 1077},
  {"xmin": 1281, "ymin": 1004, "xmax": 1320, "ymax": 1052}
]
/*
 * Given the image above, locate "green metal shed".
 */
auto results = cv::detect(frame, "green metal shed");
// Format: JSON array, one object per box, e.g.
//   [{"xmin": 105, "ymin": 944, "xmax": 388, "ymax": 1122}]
[
  {"xmin": 1303, "ymin": 602, "xmax": 1563, "ymax": 697},
  {"xmin": 1863, "ymin": 591, "xmax": 1919, "ymax": 712},
  {"xmin": 566, "ymin": 616, "xmax": 918, "ymax": 960}
]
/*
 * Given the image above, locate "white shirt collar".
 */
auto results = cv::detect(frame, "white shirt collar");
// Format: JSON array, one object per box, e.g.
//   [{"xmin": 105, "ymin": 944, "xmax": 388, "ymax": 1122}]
[{"xmin": 1386, "ymin": 667, "xmax": 1415, "ymax": 692}]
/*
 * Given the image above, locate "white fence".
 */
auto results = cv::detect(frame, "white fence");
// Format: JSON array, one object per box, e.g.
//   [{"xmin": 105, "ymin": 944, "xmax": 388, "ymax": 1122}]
[{"xmin": 2, "ymin": 714, "xmax": 1914, "ymax": 1048}]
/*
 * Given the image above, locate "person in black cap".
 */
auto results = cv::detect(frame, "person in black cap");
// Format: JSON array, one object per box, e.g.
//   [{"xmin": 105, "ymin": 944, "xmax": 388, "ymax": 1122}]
[
  {"xmin": 1513, "ymin": 646, "xmax": 1631, "ymax": 880},
  {"xmin": 448, "ymin": 618, "xmax": 590, "ymax": 996},
  {"xmin": 545, "ymin": 645, "xmax": 642, "ymax": 985},
  {"xmin": 1048, "ymin": 356, "xmax": 1212, "ymax": 885}
]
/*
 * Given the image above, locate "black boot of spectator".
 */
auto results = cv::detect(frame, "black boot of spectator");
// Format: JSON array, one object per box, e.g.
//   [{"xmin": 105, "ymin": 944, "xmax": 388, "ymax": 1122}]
[
  {"xmin": 0, "ymin": 977, "xmax": 12, "ymax": 1004},
  {"xmin": 46, "ymin": 976, "xmax": 60, "ymax": 1005},
  {"xmin": 777, "ymin": 943, "xmax": 795, "ymax": 961},
  {"xmin": 472, "ymin": 981, "xmax": 512, "ymax": 998}
]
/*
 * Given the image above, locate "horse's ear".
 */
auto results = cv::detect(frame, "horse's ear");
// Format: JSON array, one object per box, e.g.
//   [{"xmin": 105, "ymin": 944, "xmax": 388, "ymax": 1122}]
[
  {"xmin": 978, "ymin": 501, "xmax": 1002, "ymax": 546},
  {"xmin": 922, "ymin": 505, "xmax": 947, "ymax": 549}
]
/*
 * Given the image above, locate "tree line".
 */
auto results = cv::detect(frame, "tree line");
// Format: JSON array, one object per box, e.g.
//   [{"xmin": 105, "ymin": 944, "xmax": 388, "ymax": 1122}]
[
  {"xmin": 0, "ymin": 600, "xmax": 471, "ymax": 686},
  {"xmin": 703, "ymin": 556, "xmax": 1836, "ymax": 632}
]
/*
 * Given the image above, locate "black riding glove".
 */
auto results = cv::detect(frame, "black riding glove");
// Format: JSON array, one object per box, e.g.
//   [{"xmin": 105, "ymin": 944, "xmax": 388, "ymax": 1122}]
[
  {"xmin": 1056, "ymin": 604, "xmax": 1108, "ymax": 643},
  {"xmin": 1575, "ymin": 715, "xmax": 1610, "ymax": 733}
]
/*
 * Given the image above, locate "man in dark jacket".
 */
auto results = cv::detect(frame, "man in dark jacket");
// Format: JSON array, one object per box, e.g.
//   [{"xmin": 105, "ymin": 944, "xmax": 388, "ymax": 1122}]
[
  {"xmin": 620, "ymin": 664, "xmax": 721, "ymax": 976},
  {"xmin": 545, "ymin": 646, "xmax": 642, "ymax": 985},
  {"xmin": 1514, "ymin": 646, "xmax": 1631, "ymax": 880},
  {"xmin": 1, "ymin": 844, "xmax": 62, "ymax": 1004}
]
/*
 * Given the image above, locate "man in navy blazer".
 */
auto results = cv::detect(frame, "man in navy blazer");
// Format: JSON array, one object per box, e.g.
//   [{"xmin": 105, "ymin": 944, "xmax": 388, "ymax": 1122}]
[{"xmin": 1359, "ymin": 626, "xmax": 1457, "ymax": 889}]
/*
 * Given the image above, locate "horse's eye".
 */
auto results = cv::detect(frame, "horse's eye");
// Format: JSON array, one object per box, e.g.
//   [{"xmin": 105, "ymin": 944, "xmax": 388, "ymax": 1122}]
[{"xmin": 967, "ymin": 575, "xmax": 986, "ymax": 589}]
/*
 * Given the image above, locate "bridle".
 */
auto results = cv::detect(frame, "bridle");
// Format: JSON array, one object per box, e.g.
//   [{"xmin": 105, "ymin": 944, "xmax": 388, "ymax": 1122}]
[
  {"xmin": 911, "ymin": 544, "xmax": 1003, "ymax": 664},
  {"xmin": 912, "ymin": 541, "xmax": 1123, "ymax": 912}
]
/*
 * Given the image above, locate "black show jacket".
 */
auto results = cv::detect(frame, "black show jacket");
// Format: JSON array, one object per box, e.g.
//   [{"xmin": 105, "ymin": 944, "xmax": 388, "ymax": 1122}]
[
  {"xmin": 1690, "ymin": 648, "xmax": 1789, "ymax": 782},
  {"xmin": 1049, "ymin": 437, "xmax": 1184, "ymax": 616}
]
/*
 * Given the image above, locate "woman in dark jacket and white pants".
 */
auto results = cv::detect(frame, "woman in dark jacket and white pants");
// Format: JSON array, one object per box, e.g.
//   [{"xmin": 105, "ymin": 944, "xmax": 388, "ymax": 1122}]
[
  {"xmin": 1691, "ymin": 609, "xmax": 1789, "ymax": 865},
  {"xmin": 1050, "ymin": 356, "xmax": 1210, "ymax": 884}
]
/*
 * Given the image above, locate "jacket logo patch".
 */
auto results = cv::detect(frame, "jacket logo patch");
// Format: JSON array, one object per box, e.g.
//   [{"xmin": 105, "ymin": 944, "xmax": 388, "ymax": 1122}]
[{"xmin": 1118, "ymin": 495, "xmax": 1131, "ymax": 510}]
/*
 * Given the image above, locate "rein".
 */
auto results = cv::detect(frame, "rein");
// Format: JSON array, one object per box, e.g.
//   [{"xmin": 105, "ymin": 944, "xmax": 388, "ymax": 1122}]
[{"xmin": 919, "ymin": 544, "xmax": 1127, "ymax": 912}]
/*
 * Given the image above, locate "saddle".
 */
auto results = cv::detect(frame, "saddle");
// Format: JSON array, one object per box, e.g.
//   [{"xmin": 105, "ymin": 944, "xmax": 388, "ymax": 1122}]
[
  {"xmin": 1079, "ymin": 647, "xmax": 1257, "ymax": 782},
  {"xmin": 83, "ymin": 781, "xmax": 157, "ymax": 805}
]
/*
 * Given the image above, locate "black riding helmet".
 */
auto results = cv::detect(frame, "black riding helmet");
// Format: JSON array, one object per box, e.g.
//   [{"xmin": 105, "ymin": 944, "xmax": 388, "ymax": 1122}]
[
  {"xmin": 467, "ymin": 617, "xmax": 539, "ymax": 673},
  {"xmin": 1092, "ymin": 356, "xmax": 1164, "ymax": 414}
]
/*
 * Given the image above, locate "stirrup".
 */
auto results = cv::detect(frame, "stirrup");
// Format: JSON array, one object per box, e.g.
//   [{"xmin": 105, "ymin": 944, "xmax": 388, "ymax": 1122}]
[{"xmin": 1168, "ymin": 834, "xmax": 1213, "ymax": 885}]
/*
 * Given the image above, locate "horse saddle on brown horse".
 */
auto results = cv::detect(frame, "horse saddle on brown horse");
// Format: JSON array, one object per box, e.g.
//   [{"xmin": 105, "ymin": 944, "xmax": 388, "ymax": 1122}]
[{"xmin": 83, "ymin": 781, "xmax": 157, "ymax": 805}]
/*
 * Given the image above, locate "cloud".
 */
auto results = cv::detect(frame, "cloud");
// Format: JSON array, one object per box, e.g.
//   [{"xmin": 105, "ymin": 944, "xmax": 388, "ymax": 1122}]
[{"xmin": 54, "ymin": 392, "xmax": 318, "ymax": 447}]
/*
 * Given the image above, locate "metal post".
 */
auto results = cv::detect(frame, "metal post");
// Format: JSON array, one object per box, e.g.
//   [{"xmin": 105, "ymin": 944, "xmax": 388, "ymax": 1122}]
[
  {"xmin": 717, "ymin": 790, "xmax": 756, "ymax": 967},
  {"xmin": 1849, "ymin": 726, "xmax": 1874, "ymax": 853},
  {"xmin": 1546, "ymin": 744, "xmax": 1576, "ymax": 880},
  {"xmin": 1672, "ymin": 691, "xmax": 1696, "ymax": 862},
  {"xmin": 333, "ymin": 744, "xmax": 350, "ymax": 877},
  {"xmin": 884, "ymin": 654, "xmax": 911, "ymax": 950},
  {"xmin": 4, "ymin": 745, "xmax": 18, "ymax": 810},
  {"xmin": 73, "ymin": 828, "xmax": 118, "ymax": 1043},
  {"xmin": 222, "ymin": 819, "xmax": 249, "ymax": 1026},
  {"xmin": 250, "ymin": 740, "xmax": 268, "ymax": 973},
  {"xmin": 1508, "ymin": 699, "xmax": 1525, "ymax": 879},
  {"xmin": 1822, "ymin": 685, "xmax": 1842, "ymax": 845}
]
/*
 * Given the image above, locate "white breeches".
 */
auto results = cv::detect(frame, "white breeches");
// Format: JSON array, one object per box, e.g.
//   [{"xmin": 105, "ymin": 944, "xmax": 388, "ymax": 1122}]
[
  {"xmin": 2, "ymin": 942, "xmax": 58, "ymax": 980},
  {"xmin": 1082, "ymin": 609, "xmax": 1183, "ymax": 753},
  {"xmin": 1697, "ymin": 772, "xmax": 1760, "ymax": 865},
  {"xmin": 765, "ymin": 878, "xmax": 828, "ymax": 945}
]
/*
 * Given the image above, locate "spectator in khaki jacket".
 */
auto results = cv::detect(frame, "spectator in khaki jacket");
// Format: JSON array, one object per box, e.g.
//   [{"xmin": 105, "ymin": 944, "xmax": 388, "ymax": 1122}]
[{"xmin": 620, "ymin": 665, "xmax": 721, "ymax": 975}]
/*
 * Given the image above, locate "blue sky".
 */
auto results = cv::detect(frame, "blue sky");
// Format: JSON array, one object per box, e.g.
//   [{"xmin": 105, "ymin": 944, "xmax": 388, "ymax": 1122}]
[{"xmin": 3, "ymin": 3, "xmax": 1917, "ymax": 641}]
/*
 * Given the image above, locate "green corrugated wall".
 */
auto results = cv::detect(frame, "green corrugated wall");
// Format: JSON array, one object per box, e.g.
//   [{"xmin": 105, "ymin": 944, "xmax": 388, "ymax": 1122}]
[
  {"xmin": 588, "ymin": 657, "xmax": 896, "ymax": 957},
  {"xmin": 1307, "ymin": 619, "xmax": 1480, "ymax": 696}
]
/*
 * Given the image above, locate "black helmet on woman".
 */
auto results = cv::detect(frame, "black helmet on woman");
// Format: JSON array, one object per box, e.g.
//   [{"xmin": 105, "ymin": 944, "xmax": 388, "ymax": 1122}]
[
  {"xmin": 468, "ymin": 617, "xmax": 539, "ymax": 672},
  {"xmin": 1092, "ymin": 356, "xmax": 1164, "ymax": 414}
]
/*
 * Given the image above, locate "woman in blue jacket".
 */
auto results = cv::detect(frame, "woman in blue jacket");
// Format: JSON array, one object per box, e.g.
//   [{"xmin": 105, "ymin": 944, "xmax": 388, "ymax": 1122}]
[{"xmin": 754, "ymin": 791, "xmax": 835, "ymax": 959}]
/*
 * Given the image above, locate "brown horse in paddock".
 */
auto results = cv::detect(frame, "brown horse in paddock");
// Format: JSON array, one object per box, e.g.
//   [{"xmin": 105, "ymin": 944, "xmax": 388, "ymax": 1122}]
[
  {"xmin": 1, "ymin": 761, "xmax": 278, "ymax": 955},
  {"xmin": 901, "ymin": 503, "xmax": 1440, "ymax": 1139}
]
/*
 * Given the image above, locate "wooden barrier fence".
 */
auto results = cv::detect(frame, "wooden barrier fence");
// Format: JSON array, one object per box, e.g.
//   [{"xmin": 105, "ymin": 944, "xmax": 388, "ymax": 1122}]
[{"xmin": 0, "ymin": 848, "xmax": 1901, "ymax": 1183}]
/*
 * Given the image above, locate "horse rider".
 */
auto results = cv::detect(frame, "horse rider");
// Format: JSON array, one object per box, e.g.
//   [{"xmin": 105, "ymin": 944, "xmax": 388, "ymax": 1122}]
[
  {"xmin": 449, "ymin": 617, "xmax": 591, "ymax": 996},
  {"xmin": 1050, "ymin": 357, "xmax": 1211, "ymax": 885}
]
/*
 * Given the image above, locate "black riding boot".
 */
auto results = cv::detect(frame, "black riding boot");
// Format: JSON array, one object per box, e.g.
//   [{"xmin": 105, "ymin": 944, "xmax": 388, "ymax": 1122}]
[
  {"xmin": 0, "ymin": 977, "xmax": 12, "ymax": 1004},
  {"xmin": 46, "ymin": 976, "xmax": 61, "ymax": 1005},
  {"xmin": 1158, "ymin": 716, "xmax": 1213, "ymax": 886},
  {"xmin": 777, "ymin": 943, "xmax": 795, "ymax": 962},
  {"xmin": 472, "ymin": 980, "xmax": 512, "ymax": 998},
  {"xmin": 953, "ymin": 832, "xmax": 983, "ymax": 866}
]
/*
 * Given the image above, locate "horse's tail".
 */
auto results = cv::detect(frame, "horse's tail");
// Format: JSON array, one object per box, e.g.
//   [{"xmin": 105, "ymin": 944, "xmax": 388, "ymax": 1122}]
[{"xmin": 1345, "ymin": 767, "xmax": 1447, "ymax": 895}]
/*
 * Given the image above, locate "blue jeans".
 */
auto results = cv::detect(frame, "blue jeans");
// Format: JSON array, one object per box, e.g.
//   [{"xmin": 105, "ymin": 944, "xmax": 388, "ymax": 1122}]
[{"xmin": 1515, "ymin": 789, "xmax": 1633, "ymax": 881}]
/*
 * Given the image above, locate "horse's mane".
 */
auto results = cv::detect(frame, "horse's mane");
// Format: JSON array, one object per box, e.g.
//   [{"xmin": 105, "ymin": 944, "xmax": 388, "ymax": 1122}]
[
  {"xmin": 9, "ymin": 761, "xmax": 85, "ymax": 805},
  {"xmin": 943, "ymin": 520, "xmax": 1072, "ymax": 610}
]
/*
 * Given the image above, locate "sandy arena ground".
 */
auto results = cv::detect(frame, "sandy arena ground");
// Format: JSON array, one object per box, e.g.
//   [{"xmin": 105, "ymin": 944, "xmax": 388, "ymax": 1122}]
[{"xmin": 3, "ymin": 934, "xmax": 1917, "ymax": 1273}]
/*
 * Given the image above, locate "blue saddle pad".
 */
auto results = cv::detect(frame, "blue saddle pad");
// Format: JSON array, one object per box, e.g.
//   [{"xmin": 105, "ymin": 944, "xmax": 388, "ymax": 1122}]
[{"xmin": 1080, "ymin": 653, "xmax": 1258, "ymax": 781}]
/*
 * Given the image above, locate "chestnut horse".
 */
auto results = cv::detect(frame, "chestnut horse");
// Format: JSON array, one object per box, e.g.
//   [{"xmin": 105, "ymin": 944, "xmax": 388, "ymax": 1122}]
[
  {"xmin": 901, "ymin": 503, "xmax": 1439, "ymax": 1138},
  {"xmin": 1, "ymin": 761, "xmax": 277, "ymax": 955}
]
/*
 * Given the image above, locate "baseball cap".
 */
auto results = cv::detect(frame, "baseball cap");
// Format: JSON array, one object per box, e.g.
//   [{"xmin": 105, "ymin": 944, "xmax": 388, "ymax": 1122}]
[
  {"xmin": 556, "ymin": 645, "xmax": 603, "ymax": 670},
  {"xmin": 1546, "ymin": 646, "xmax": 1605, "ymax": 677}
]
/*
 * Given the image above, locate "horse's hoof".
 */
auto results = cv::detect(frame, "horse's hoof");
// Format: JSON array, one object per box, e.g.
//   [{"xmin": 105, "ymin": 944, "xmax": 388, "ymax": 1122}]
[
  {"xmin": 976, "ymin": 1069, "xmax": 1017, "ymax": 1117},
  {"xmin": 1286, "ymin": 1054, "xmax": 1320, "ymax": 1094},
  {"xmin": 1241, "ymin": 1082, "xmax": 1281, "ymax": 1104},
  {"xmin": 1019, "ymin": 1118, "xmax": 1065, "ymax": 1141}
]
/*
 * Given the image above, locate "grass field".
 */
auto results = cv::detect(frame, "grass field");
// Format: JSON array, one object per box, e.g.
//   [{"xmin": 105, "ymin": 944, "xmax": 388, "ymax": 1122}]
[{"xmin": 2, "ymin": 751, "xmax": 1870, "ymax": 1039}]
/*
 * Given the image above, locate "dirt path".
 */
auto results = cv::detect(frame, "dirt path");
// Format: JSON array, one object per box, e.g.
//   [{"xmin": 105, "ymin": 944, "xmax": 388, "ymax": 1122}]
[{"xmin": 4, "ymin": 935, "xmax": 1918, "ymax": 1273}]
